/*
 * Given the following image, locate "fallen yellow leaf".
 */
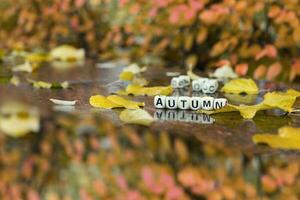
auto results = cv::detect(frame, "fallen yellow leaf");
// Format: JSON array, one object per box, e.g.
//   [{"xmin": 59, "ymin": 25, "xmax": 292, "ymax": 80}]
[
  {"xmin": 221, "ymin": 78, "xmax": 259, "ymax": 94},
  {"xmin": 125, "ymin": 84, "xmax": 173, "ymax": 96},
  {"xmin": 119, "ymin": 109, "xmax": 155, "ymax": 126},
  {"xmin": 119, "ymin": 71, "xmax": 134, "ymax": 81},
  {"xmin": 278, "ymin": 126, "xmax": 300, "ymax": 139},
  {"xmin": 107, "ymin": 95, "xmax": 144, "ymax": 109},
  {"xmin": 253, "ymin": 126, "xmax": 300, "ymax": 149},
  {"xmin": 199, "ymin": 89, "xmax": 300, "ymax": 119},
  {"xmin": 263, "ymin": 91, "xmax": 298, "ymax": 112},
  {"xmin": 50, "ymin": 45, "xmax": 85, "ymax": 62},
  {"xmin": 89, "ymin": 95, "xmax": 121, "ymax": 109},
  {"xmin": 25, "ymin": 53, "xmax": 49, "ymax": 63}
]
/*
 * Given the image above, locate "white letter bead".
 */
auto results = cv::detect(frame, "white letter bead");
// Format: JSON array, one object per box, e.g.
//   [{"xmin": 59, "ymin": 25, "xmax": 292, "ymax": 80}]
[
  {"xmin": 213, "ymin": 98, "xmax": 228, "ymax": 109},
  {"xmin": 178, "ymin": 96, "xmax": 190, "ymax": 110},
  {"xmin": 202, "ymin": 79, "xmax": 218, "ymax": 94},
  {"xmin": 190, "ymin": 97, "xmax": 202, "ymax": 110},
  {"xmin": 201, "ymin": 97, "xmax": 214, "ymax": 110},
  {"xmin": 165, "ymin": 96, "xmax": 178, "ymax": 109},
  {"xmin": 179, "ymin": 75, "xmax": 190, "ymax": 86},
  {"xmin": 192, "ymin": 80, "xmax": 202, "ymax": 91},
  {"xmin": 177, "ymin": 77, "xmax": 186, "ymax": 88},
  {"xmin": 154, "ymin": 95, "xmax": 166, "ymax": 109},
  {"xmin": 171, "ymin": 78, "xmax": 179, "ymax": 88}
]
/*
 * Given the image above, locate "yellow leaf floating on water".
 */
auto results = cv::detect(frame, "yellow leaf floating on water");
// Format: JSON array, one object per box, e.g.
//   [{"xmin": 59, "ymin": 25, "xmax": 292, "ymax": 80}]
[
  {"xmin": 13, "ymin": 62, "xmax": 34, "ymax": 73},
  {"xmin": 107, "ymin": 95, "xmax": 144, "ymax": 109},
  {"xmin": 221, "ymin": 78, "xmax": 259, "ymax": 94},
  {"xmin": 25, "ymin": 53, "xmax": 49, "ymax": 63},
  {"xmin": 89, "ymin": 95, "xmax": 121, "ymax": 109},
  {"xmin": 50, "ymin": 45, "xmax": 85, "ymax": 62},
  {"xmin": 278, "ymin": 126, "xmax": 300, "ymax": 139},
  {"xmin": 28, "ymin": 79, "xmax": 69, "ymax": 89},
  {"xmin": 119, "ymin": 109, "xmax": 155, "ymax": 126},
  {"xmin": 200, "ymin": 103, "xmax": 269, "ymax": 119},
  {"xmin": 253, "ymin": 126, "xmax": 300, "ymax": 150},
  {"xmin": 200, "ymin": 89, "xmax": 300, "ymax": 119},
  {"xmin": 119, "ymin": 71, "xmax": 134, "ymax": 81},
  {"xmin": 124, "ymin": 84, "xmax": 173, "ymax": 96},
  {"xmin": 263, "ymin": 91, "xmax": 298, "ymax": 112}
]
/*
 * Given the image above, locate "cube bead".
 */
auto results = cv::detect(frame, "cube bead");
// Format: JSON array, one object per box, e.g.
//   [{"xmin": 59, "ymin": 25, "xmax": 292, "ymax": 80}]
[{"xmin": 154, "ymin": 95, "xmax": 166, "ymax": 109}]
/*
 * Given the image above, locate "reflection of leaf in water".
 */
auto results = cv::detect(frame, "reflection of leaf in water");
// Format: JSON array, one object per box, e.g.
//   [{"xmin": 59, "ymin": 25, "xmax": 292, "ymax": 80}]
[
  {"xmin": 0, "ymin": 102, "xmax": 40, "ymax": 137},
  {"xmin": 254, "ymin": 113, "xmax": 291, "ymax": 133},
  {"xmin": 253, "ymin": 126, "xmax": 300, "ymax": 150},
  {"xmin": 119, "ymin": 109, "xmax": 155, "ymax": 126},
  {"xmin": 213, "ymin": 112, "xmax": 244, "ymax": 128}
]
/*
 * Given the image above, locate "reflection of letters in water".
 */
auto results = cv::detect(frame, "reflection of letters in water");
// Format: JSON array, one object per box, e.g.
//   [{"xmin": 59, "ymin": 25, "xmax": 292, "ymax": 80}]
[{"xmin": 154, "ymin": 109, "xmax": 215, "ymax": 124}]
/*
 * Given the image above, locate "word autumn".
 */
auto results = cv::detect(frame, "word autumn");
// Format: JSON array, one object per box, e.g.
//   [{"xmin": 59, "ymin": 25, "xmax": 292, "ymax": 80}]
[
  {"xmin": 154, "ymin": 96, "xmax": 227, "ymax": 110},
  {"xmin": 171, "ymin": 75, "xmax": 219, "ymax": 94},
  {"xmin": 154, "ymin": 109, "xmax": 215, "ymax": 124}
]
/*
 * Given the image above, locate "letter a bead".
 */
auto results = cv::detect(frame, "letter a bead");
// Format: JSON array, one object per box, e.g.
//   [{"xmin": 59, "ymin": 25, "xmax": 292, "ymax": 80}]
[
  {"xmin": 178, "ymin": 96, "xmax": 190, "ymax": 110},
  {"xmin": 154, "ymin": 95, "xmax": 166, "ymax": 109}
]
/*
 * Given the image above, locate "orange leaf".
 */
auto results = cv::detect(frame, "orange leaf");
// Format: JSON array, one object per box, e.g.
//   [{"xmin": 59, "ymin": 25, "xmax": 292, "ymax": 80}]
[
  {"xmin": 255, "ymin": 45, "xmax": 277, "ymax": 61},
  {"xmin": 266, "ymin": 62, "xmax": 282, "ymax": 80},
  {"xmin": 235, "ymin": 63, "xmax": 248, "ymax": 76},
  {"xmin": 214, "ymin": 59, "xmax": 230, "ymax": 68},
  {"xmin": 290, "ymin": 59, "xmax": 300, "ymax": 81},
  {"xmin": 268, "ymin": 6, "xmax": 281, "ymax": 18},
  {"xmin": 254, "ymin": 65, "xmax": 267, "ymax": 79}
]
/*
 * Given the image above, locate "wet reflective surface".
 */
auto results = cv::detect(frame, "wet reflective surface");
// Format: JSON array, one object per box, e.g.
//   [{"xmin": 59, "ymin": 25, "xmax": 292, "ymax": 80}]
[{"xmin": 0, "ymin": 61, "xmax": 300, "ymax": 199}]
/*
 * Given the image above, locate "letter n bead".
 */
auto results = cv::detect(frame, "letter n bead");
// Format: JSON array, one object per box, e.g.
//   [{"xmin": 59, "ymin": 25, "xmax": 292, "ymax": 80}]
[
  {"xmin": 166, "ymin": 96, "xmax": 178, "ymax": 109},
  {"xmin": 213, "ymin": 98, "xmax": 228, "ymax": 109},
  {"xmin": 178, "ymin": 96, "xmax": 190, "ymax": 110},
  {"xmin": 154, "ymin": 95, "xmax": 166, "ymax": 109},
  {"xmin": 201, "ymin": 97, "xmax": 214, "ymax": 110},
  {"xmin": 190, "ymin": 97, "xmax": 202, "ymax": 110}
]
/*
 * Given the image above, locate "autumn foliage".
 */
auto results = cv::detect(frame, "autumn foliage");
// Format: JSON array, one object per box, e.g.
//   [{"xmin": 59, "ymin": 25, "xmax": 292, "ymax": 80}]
[{"xmin": 1, "ymin": 0, "xmax": 300, "ymax": 81}]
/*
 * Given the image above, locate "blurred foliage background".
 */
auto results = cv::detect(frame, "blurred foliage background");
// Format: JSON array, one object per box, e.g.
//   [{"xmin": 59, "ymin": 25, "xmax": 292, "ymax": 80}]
[{"xmin": 1, "ymin": 0, "xmax": 300, "ymax": 81}]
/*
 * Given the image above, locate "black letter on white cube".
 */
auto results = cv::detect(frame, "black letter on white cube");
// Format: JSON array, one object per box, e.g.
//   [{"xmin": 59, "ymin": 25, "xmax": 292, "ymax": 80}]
[
  {"xmin": 190, "ymin": 97, "xmax": 202, "ymax": 110},
  {"xmin": 178, "ymin": 96, "xmax": 190, "ymax": 110},
  {"xmin": 201, "ymin": 97, "xmax": 214, "ymax": 110},
  {"xmin": 166, "ymin": 97, "xmax": 178, "ymax": 109},
  {"xmin": 154, "ymin": 95, "xmax": 166, "ymax": 109},
  {"xmin": 213, "ymin": 98, "xmax": 228, "ymax": 110}
]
